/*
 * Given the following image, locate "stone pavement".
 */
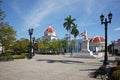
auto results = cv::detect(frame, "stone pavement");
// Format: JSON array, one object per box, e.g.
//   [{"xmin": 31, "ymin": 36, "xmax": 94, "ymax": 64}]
[{"xmin": 0, "ymin": 54, "xmax": 115, "ymax": 80}]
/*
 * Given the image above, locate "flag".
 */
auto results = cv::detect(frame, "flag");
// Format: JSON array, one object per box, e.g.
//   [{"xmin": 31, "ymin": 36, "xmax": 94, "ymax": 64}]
[{"xmin": 80, "ymin": 31, "xmax": 86, "ymax": 36}]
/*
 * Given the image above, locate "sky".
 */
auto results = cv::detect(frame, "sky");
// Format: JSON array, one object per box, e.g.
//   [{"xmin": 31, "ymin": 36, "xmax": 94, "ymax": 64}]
[{"xmin": 1, "ymin": 0, "xmax": 120, "ymax": 44}]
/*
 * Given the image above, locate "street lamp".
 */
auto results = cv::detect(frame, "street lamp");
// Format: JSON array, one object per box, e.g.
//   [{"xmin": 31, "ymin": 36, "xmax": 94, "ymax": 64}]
[
  {"xmin": 32, "ymin": 37, "xmax": 35, "ymax": 56},
  {"xmin": 28, "ymin": 28, "xmax": 33, "ymax": 58},
  {"xmin": 100, "ymin": 12, "xmax": 112, "ymax": 65}
]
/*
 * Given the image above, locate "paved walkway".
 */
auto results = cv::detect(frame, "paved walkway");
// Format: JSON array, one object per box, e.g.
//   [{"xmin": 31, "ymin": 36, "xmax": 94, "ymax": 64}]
[{"xmin": 0, "ymin": 54, "xmax": 115, "ymax": 80}]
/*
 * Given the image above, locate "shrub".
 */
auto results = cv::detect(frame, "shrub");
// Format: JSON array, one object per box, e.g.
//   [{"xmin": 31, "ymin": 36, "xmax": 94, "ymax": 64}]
[
  {"xmin": 0, "ymin": 55, "xmax": 14, "ymax": 61},
  {"xmin": 111, "ymin": 70, "xmax": 120, "ymax": 80},
  {"xmin": 13, "ymin": 54, "xmax": 26, "ymax": 59}
]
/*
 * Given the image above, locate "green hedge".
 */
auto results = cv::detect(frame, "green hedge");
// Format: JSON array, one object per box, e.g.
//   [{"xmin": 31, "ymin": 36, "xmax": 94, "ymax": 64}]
[
  {"xmin": 0, "ymin": 55, "xmax": 14, "ymax": 61},
  {"xmin": 111, "ymin": 70, "xmax": 120, "ymax": 80},
  {"xmin": 13, "ymin": 54, "xmax": 26, "ymax": 59},
  {"xmin": 111, "ymin": 60, "xmax": 120, "ymax": 80},
  {"xmin": 0, "ymin": 53, "xmax": 27, "ymax": 61}
]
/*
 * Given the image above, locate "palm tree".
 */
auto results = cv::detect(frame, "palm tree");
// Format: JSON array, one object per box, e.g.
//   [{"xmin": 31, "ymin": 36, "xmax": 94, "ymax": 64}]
[
  {"xmin": 71, "ymin": 24, "xmax": 79, "ymax": 52},
  {"xmin": 63, "ymin": 15, "xmax": 76, "ymax": 53},
  {"xmin": 71, "ymin": 24, "xmax": 79, "ymax": 38},
  {"xmin": 63, "ymin": 15, "xmax": 76, "ymax": 38}
]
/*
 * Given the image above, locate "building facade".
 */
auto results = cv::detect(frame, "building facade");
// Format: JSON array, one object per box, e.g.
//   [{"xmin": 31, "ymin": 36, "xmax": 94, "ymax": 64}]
[
  {"xmin": 75, "ymin": 36, "xmax": 105, "ymax": 52},
  {"xmin": 89, "ymin": 36, "xmax": 105, "ymax": 52},
  {"xmin": 43, "ymin": 26, "xmax": 105, "ymax": 53}
]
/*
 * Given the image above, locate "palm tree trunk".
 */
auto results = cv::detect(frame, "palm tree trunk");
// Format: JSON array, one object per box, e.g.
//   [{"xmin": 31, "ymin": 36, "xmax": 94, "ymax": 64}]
[
  {"xmin": 69, "ymin": 30, "xmax": 72, "ymax": 56},
  {"xmin": 74, "ymin": 37, "xmax": 76, "ymax": 53},
  {"xmin": 68, "ymin": 30, "xmax": 71, "ymax": 53}
]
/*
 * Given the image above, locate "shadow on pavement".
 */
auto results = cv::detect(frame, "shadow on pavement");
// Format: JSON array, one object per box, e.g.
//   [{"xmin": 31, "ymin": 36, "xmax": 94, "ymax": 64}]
[
  {"xmin": 79, "ymin": 68, "xmax": 97, "ymax": 71},
  {"xmin": 100, "ymin": 60, "xmax": 115, "ymax": 64},
  {"xmin": 37, "ymin": 59, "xmax": 84, "ymax": 64},
  {"xmin": 79, "ymin": 68, "xmax": 101, "ymax": 79}
]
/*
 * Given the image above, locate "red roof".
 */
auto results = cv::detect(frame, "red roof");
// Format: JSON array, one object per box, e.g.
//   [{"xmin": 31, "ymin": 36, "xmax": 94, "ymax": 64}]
[
  {"xmin": 45, "ymin": 25, "xmax": 54, "ymax": 33},
  {"xmin": 90, "ymin": 36, "xmax": 105, "ymax": 43}
]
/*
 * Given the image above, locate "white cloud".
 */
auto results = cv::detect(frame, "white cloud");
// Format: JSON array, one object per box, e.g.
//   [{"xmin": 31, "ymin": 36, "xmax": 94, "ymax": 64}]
[
  {"xmin": 13, "ymin": 0, "xmax": 105, "ymax": 31},
  {"xmin": 114, "ymin": 27, "xmax": 120, "ymax": 31},
  {"xmin": 23, "ymin": 2, "xmax": 53, "ymax": 28},
  {"xmin": 22, "ymin": 0, "xmax": 80, "ymax": 30}
]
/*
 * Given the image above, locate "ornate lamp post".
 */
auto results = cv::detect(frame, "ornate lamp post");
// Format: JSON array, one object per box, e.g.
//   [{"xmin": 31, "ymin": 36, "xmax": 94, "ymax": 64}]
[
  {"xmin": 28, "ymin": 28, "xmax": 33, "ymax": 58},
  {"xmin": 32, "ymin": 37, "xmax": 35, "ymax": 56},
  {"xmin": 100, "ymin": 12, "xmax": 112, "ymax": 65}
]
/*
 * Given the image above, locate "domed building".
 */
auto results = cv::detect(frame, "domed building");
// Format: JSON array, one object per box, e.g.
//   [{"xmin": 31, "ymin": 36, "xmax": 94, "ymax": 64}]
[
  {"xmin": 89, "ymin": 36, "xmax": 105, "ymax": 52},
  {"xmin": 44, "ymin": 25, "xmax": 57, "ymax": 40}
]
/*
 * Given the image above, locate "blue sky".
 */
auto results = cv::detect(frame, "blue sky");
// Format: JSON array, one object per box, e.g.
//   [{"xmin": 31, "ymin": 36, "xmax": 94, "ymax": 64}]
[{"xmin": 1, "ymin": 0, "xmax": 120, "ymax": 44}]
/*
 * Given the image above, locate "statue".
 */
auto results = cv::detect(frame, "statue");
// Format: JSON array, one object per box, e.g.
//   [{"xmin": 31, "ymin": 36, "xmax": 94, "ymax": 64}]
[{"xmin": 84, "ymin": 30, "xmax": 87, "ymax": 40}]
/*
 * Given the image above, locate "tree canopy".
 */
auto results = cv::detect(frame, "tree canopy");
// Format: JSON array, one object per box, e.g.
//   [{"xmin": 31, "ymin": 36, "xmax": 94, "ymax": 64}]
[
  {"xmin": 12, "ymin": 38, "xmax": 29, "ymax": 53},
  {"xmin": 36, "ymin": 38, "xmax": 63, "ymax": 54},
  {"xmin": 63, "ymin": 15, "xmax": 76, "ymax": 32},
  {"xmin": 0, "ymin": 22, "xmax": 16, "ymax": 50},
  {"xmin": 0, "ymin": 0, "xmax": 16, "ymax": 51},
  {"xmin": 0, "ymin": 0, "xmax": 6, "ymax": 22},
  {"xmin": 63, "ymin": 15, "xmax": 79, "ymax": 53},
  {"xmin": 71, "ymin": 24, "xmax": 79, "ymax": 38}
]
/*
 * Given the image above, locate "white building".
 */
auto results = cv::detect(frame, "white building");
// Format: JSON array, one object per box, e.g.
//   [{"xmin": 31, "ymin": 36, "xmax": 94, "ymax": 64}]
[
  {"xmin": 75, "ymin": 36, "xmax": 105, "ymax": 52},
  {"xmin": 44, "ymin": 25, "xmax": 57, "ymax": 41},
  {"xmin": 89, "ymin": 36, "xmax": 105, "ymax": 52}
]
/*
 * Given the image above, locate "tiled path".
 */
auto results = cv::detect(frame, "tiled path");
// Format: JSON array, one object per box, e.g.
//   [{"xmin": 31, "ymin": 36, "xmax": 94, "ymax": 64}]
[{"xmin": 0, "ymin": 54, "xmax": 115, "ymax": 80}]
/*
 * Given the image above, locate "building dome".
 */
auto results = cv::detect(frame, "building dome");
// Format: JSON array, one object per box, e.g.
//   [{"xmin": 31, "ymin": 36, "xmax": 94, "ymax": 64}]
[
  {"xmin": 44, "ymin": 25, "xmax": 57, "ymax": 40},
  {"xmin": 44, "ymin": 25, "xmax": 56, "ymax": 36},
  {"xmin": 90, "ymin": 36, "xmax": 105, "ymax": 43},
  {"xmin": 45, "ymin": 25, "xmax": 55, "ymax": 33}
]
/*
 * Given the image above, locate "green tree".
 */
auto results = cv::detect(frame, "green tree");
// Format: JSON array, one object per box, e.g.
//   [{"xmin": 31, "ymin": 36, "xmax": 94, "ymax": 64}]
[
  {"xmin": 12, "ymin": 40, "xmax": 21, "ymax": 51},
  {"xmin": 71, "ymin": 24, "xmax": 79, "ymax": 52},
  {"xmin": 36, "ymin": 38, "xmax": 49, "ymax": 54},
  {"xmin": 12, "ymin": 38, "xmax": 29, "ymax": 53},
  {"xmin": 71, "ymin": 24, "xmax": 79, "ymax": 38},
  {"xmin": 0, "ymin": 0, "xmax": 6, "ymax": 23},
  {"xmin": 63, "ymin": 15, "xmax": 76, "ymax": 40},
  {"xmin": 36, "ymin": 38, "xmax": 62, "ymax": 54},
  {"xmin": 61, "ymin": 39, "xmax": 67, "ymax": 53},
  {"xmin": 0, "ymin": 0, "xmax": 16, "ymax": 52},
  {"xmin": 50, "ymin": 39, "xmax": 62, "ymax": 54},
  {"xmin": 20, "ymin": 38, "xmax": 29, "ymax": 52},
  {"xmin": 0, "ymin": 22, "xmax": 16, "ymax": 51},
  {"xmin": 63, "ymin": 15, "xmax": 76, "ymax": 53}
]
